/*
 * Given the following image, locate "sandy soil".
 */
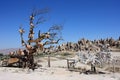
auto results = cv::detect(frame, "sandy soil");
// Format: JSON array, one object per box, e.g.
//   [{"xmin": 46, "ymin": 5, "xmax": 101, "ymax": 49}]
[{"xmin": 0, "ymin": 52, "xmax": 120, "ymax": 80}]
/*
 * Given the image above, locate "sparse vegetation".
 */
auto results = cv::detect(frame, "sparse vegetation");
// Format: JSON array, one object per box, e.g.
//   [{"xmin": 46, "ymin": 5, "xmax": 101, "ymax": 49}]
[{"xmin": 61, "ymin": 52, "xmax": 71, "ymax": 56}]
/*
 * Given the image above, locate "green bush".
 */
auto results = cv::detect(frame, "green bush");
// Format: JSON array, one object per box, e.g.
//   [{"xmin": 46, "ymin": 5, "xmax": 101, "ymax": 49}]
[{"xmin": 61, "ymin": 52, "xmax": 71, "ymax": 56}]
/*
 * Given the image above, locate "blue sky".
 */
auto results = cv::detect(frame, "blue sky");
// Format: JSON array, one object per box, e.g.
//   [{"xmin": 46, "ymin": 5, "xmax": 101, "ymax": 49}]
[{"xmin": 0, "ymin": 0, "xmax": 120, "ymax": 49}]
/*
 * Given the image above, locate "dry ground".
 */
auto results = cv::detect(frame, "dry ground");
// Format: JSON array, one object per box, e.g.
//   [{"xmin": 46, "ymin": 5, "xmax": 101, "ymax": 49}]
[{"xmin": 0, "ymin": 52, "xmax": 120, "ymax": 80}]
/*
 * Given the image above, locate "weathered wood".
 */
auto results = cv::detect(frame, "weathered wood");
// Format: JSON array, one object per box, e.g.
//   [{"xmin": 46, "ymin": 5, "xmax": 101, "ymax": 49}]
[
  {"xmin": 8, "ymin": 58, "xmax": 19, "ymax": 64},
  {"xmin": 48, "ymin": 55, "xmax": 51, "ymax": 67},
  {"xmin": 67, "ymin": 59, "xmax": 75, "ymax": 69}
]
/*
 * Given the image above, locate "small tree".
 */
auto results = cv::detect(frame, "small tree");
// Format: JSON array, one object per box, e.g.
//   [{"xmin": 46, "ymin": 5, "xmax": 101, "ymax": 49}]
[{"xmin": 0, "ymin": 53, "xmax": 3, "ymax": 56}]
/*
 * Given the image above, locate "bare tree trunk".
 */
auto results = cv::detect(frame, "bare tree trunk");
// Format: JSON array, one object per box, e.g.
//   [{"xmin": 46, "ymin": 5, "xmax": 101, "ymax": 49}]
[
  {"xmin": 91, "ymin": 64, "xmax": 96, "ymax": 73},
  {"xmin": 67, "ymin": 59, "xmax": 69, "ymax": 69}
]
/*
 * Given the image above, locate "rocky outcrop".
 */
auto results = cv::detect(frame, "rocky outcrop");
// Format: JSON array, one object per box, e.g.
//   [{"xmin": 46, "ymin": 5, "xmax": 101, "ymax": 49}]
[{"xmin": 56, "ymin": 37, "xmax": 120, "ymax": 52}]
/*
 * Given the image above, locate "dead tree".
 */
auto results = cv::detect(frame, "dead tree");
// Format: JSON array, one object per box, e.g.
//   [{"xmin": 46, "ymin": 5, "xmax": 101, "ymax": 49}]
[{"xmin": 19, "ymin": 8, "xmax": 63, "ymax": 69}]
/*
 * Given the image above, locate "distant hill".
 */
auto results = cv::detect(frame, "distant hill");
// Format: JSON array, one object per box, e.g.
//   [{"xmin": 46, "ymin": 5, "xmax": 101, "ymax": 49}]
[{"xmin": 0, "ymin": 48, "xmax": 24, "ymax": 55}]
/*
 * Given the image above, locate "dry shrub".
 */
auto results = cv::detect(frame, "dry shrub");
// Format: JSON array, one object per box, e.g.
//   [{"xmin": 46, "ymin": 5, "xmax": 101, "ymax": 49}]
[{"xmin": 105, "ymin": 67, "xmax": 120, "ymax": 72}]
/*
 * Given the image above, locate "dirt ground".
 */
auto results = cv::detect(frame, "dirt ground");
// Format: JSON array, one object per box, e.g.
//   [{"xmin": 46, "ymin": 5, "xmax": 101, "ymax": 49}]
[{"xmin": 0, "ymin": 52, "xmax": 120, "ymax": 80}]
